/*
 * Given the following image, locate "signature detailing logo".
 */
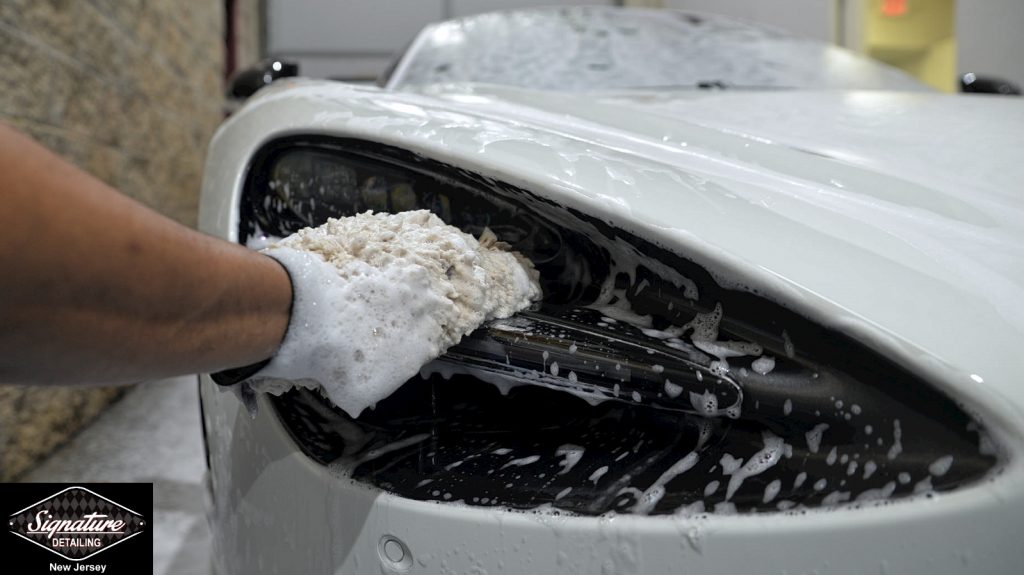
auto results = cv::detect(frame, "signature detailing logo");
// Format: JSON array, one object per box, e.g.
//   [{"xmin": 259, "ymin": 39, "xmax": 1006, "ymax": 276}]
[{"xmin": 8, "ymin": 486, "xmax": 146, "ymax": 562}]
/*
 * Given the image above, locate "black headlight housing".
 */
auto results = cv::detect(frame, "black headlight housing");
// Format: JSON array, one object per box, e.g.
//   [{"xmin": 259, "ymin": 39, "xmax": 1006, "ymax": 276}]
[{"xmin": 238, "ymin": 136, "xmax": 999, "ymax": 516}]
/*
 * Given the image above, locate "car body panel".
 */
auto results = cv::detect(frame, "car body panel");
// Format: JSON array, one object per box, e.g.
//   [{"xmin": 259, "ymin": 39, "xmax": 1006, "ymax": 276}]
[
  {"xmin": 199, "ymin": 79, "xmax": 1024, "ymax": 573},
  {"xmin": 200, "ymin": 373, "xmax": 1019, "ymax": 574},
  {"xmin": 203, "ymin": 80, "xmax": 1024, "ymax": 426}
]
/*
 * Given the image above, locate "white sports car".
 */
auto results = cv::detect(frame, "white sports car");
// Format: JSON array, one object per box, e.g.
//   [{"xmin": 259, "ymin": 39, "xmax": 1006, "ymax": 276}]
[{"xmin": 199, "ymin": 7, "xmax": 1023, "ymax": 574}]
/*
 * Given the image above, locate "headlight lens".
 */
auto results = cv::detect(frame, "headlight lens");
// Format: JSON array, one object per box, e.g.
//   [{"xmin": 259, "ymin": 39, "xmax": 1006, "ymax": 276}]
[{"xmin": 241, "ymin": 137, "xmax": 999, "ymax": 516}]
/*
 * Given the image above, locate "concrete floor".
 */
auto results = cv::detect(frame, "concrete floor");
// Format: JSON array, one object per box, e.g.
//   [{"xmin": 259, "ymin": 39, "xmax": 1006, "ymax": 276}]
[{"xmin": 24, "ymin": 377, "xmax": 211, "ymax": 575}]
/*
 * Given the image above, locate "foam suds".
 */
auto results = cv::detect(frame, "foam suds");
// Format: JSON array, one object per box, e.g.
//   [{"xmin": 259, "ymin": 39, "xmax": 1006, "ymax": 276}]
[
  {"xmin": 663, "ymin": 379, "xmax": 683, "ymax": 398},
  {"xmin": 689, "ymin": 390, "xmax": 719, "ymax": 416},
  {"xmin": 821, "ymin": 490, "xmax": 851, "ymax": 506},
  {"xmin": 751, "ymin": 355, "xmax": 776, "ymax": 375},
  {"xmin": 704, "ymin": 480, "xmax": 720, "ymax": 497},
  {"xmin": 501, "ymin": 455, "xmax": 541, "ymax": 469},
  {"xmin": 862, "ymin": 460, "xmax": 878, "ymax": 480},
  {"xmin": 251, "ymin": 210, "xmax": 541, "ymax": 417},
  {"xmin": 555, "ymin": 444, "xmax": 585, "ymax": 475},
  {"xmin": 630, "ymin": 451, "xmax": 700, "ymax": 514},
  {"xmin": 928, "ymin": 455, "xmax": 953, "ymax": 477},
  {"xmin": 722, "ymin": 432, "xmax": 785, "ymax": 500},
  {"xmin": 805, "ymin": 423, "xmax": 830, "ymax": 454},
  {"xmin": 345, "ymin": 433, "xmax": 431, "ymax": 467},
  {"xmin": 596, "ymin": 305, "xmax": 654, "ymax": 328},
  {"xmin": 913, "ymin": 476, "xmax": 934, "ymax": 495},
  {"xmin": 762, "ymin": 479, "xmax": 782, "ymax": 503},
  {"xmin": 887, "ymin": 419, "xmax": 903, "ymax": 461},
  {"xmin": 855, "ymin": 481, "xmax": 896, "ymax": 502},
  {"xmin": 589, "ymin": 466, "xmax": 609, "ymax": 484}
]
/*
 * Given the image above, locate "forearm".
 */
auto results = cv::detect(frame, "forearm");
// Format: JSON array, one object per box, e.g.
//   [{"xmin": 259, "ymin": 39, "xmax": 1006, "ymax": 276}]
[{"xmin": 0, "ymin": 124, "xmax": 291, "ymax": 384}]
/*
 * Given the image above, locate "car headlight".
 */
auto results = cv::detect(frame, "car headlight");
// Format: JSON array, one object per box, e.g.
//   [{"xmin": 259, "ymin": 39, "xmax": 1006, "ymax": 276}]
[{"xmin": 239, "ymin": 136, "xmax": 999, "ymax": 516}]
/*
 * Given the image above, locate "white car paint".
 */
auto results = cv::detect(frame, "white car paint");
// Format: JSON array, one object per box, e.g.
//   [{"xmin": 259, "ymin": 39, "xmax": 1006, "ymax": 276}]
[{"xmin": 199, "ymin": 70, "xmax": 1023, "ymax": 575}]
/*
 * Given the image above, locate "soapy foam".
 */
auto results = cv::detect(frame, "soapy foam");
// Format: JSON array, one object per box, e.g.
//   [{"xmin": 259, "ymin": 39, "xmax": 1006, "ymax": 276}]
[
  {"xmin": 928, "ymin": 455, "xmax": 953, "ymax": 477},
  {"xmin": 913, "ymin": 476, "xmax": 934, "ymax": 495},
  {"xmin": 501, "ymin": 455, "xmax": 541, "ymax": 469},
  {"xmin": 751, "ymin": 355, "xmax": 776, "ymax": 375},
  {"xmin": 723, "ymin": 432, "xmax": 785, "ymax": 500},
  {"xmin": 887, "ymin": 419, "xmax": 903, "ymax": 461},
  {"xmin": 589, "ymin": 466, "xmax": 609, "ymax": 484},
  {"xmin": 253, "ymin": 210, "xmax": 541, "ymax": 417},
  {"xmin": 555, "ymin": 444, "xmax": 585, "ymax": 475},
  {"xmin": 805, "ymin": 423, "xmax": 829, "ymax": 454},
  {"xmin": 703, "ymin": 480, "xmax": 720, "ymax": 497},
  {"xmin": 862, "ymin": 460, "xmax": 878, "ymax": 480},
  {"xmin": 630, "ymin": 451, "xmax": 700, "ymax": 514},
  {"xmin": 663, "ymin": 379, "xmax": 683, "ymax": 398}
]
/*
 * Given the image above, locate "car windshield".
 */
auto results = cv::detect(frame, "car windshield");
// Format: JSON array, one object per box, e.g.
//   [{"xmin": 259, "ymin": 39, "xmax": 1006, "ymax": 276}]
[{"xmin": 386, "ymin": 7, "xmax": 928, "ymax": 93}]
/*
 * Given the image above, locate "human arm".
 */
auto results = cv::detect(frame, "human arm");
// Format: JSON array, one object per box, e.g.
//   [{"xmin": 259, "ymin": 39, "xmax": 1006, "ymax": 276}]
[{"xmin": 0, "ymin": 123, "xmax": 292, "ymax": 384}]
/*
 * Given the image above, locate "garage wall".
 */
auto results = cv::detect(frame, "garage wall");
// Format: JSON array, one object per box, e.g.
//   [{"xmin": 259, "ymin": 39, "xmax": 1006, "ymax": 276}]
[
  {"xmin": 265, "ymin": 0, "xmax": 613, "ymax": 80},
  {"xmin": 663, "ymin": 0, "xmax": 835, "ymax": 41},
  {"xmin": 957, "ymin": 0, "xmax": 1024, "ymax": 89},
  {"xmin": 0, "ymin": 0, "xmax": 226, "ymax": 480}
]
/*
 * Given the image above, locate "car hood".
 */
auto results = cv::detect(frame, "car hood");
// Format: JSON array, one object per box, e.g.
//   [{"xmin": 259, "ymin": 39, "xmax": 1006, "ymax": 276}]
[{"xmin": 206, "ymin": 80, "xmax": 1024, "ymax": 441}]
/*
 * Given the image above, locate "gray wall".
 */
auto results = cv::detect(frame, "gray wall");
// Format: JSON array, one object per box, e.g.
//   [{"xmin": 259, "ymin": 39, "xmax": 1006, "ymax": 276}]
[
  {"xmin": 957, "ymin": 0, "xmax": 1024, "ymax": 89},
  {"xmin": 266, "ymin": 0, "xmax": 613, "ymax": 80},
  {"xmin": 663, "ymin": 0, "xmax": 834, "ymax": 41}
]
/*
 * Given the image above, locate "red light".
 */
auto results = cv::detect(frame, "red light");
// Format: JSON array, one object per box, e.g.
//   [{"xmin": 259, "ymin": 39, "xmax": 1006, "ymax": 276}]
[{"xmin": 881, "ymin": 0, "xmax": 908, "ymax": 17}]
